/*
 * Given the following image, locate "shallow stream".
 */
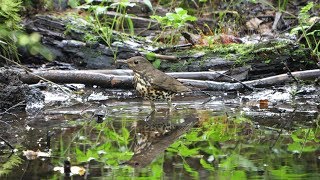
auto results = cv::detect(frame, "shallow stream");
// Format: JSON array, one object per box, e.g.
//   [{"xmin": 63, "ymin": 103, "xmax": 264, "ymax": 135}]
[{"xmin": 0, "ymin": 84, "xmax": 319, "ymax": 179}]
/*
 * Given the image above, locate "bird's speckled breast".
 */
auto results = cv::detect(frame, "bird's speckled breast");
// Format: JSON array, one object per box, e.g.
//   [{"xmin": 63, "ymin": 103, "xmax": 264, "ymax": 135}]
[{"xmin": 133, "ymin": 73, "xmax": 174, "ymax": 101}]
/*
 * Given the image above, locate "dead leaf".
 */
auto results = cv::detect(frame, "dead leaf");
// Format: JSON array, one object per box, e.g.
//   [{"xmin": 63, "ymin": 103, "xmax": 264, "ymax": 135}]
[
  {"xmin": 111, "ymin": 77, "xmax": 119, "ymax": 86},
  {"xmin": 259, "ymin": 99, "xmax": 269, "ymax": 109},
  {"xmin": 53, "ymin": 166, "xmax": 86, "ymax": 176},
  {"xmin": 258, "ymin": 22, "xmax": 273, "ymax": 36},
  {"xmin": 246, "ymin": 18, "xmax": 263, "ymax": 30},
  {"xmin": 220, "ymin": 34, "xmax": 242, "ymax": 44},
  {"xmin": 23, "ymin": 150, "xmax": 51, "ymax": 160}
]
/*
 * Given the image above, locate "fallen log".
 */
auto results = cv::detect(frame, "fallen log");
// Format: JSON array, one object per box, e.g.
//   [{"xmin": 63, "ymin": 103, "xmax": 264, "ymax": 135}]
[
  {"xmin": 21, "ymin": 71, "xmax": 134, "ymax": 89},
  {"xmin": 27, "ymin": 69, "xmax": 226, "ymax": 81},
  {"xmin": 179, "ymin": 69, "xmax": 320, "ymax": 91},
  {"xmin": 19, "ymin": 69, "xmax": 320, "ymax": 91}
]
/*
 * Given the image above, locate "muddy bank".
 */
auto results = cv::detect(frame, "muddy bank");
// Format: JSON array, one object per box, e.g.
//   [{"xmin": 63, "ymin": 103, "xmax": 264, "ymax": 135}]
[{"xmin": 0, "ymin": 68, "xmax": 44, "ymax": 113}]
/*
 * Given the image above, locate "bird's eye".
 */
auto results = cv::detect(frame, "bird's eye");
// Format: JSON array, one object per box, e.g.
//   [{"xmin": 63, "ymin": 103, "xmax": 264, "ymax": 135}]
[{"xmin": 134, "ymin": 60, "xmax": 139, "ymax": 64}]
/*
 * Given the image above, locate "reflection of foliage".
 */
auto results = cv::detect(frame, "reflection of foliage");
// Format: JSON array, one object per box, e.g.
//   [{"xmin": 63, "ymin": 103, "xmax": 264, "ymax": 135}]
[
  {"xmin": 165, "ymin": 112, "xmax": 319, "ymax": 178},
  {"xmin": 288, "ymin": 127, "xmax": 320, "ymax": 153},
  {"xmin": 271, "ymin": 166, "xmax": 308, "ymax": 179},
  {"xmin": 0, "ymin": 156, "xmax": 23, "ymax": 176},
  {"xmin": 60, "ymin": 119, "xmax": 134, "ymax": 166},
  {"xmin": 52, "ymin": 110, "xmax": 319, "ymax": 179},
  {"xmin": 166, "ymin": 114, "xmax": 253, "ymax": 178}
]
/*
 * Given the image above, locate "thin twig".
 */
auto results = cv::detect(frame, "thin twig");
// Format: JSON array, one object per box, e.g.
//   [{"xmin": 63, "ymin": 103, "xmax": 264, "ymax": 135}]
[
  {"xmin": 0, "ymin": 120, "xmax": 12, "ymax": 128},
  {"xmin": 270, "ymin": 128, "xmax": 282, "ymax": 149},
  {"xmin": 152, "ymin": 43, "xmax": 193, "ymax": 53},
  {"xmin": 297, "ymin": 19, "xmax": 319, "ymax": 42},
  {"xmin": 180, "ymin": 82, "xmax": 215, "ymax": 104},
  {"xmin": 283, "ymin": 61, "xmax": 300, "ymax": 84},
  {"xmin": 0, "ymin": 54, "xmax": 71, "ymax": 94},
  {"xmin": 274, "ymin": 49, "xmax": 300, "ymax": 85},
  {"xmin": 0, "ymin": 136, "xmax": 14, "ymax": 151},
  {"xmin": 213, "ymin": 71, "xmax": 255, "ymax": 91},
  {"xmin": 0, "ymin": 101, "xmax": 25, "ymax": 116},
  {"xmin": 20, "ymin": 159, "xmax": 30, "ymax": 180}
]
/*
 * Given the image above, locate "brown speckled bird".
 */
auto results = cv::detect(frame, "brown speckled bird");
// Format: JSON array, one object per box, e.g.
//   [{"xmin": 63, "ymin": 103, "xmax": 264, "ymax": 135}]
[{"xmin": 125, "ymin": 56, "xmax": 190, "ymax": 111}]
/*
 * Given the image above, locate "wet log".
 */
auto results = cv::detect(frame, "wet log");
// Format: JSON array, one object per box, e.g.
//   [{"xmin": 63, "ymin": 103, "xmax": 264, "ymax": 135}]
[
  {"xmin": 20, "ymin": 71, "xmax": 134, "ymax": 89},
  {"xmin": 19, "ymin": 69, "xmax": 320, "ymax": 91},
  {"xmin": 179, "ymin": 69, "xmax": 320, "ymax": 91},
  {"xmin": 31, "ymin": 69, "xmax": 226, "ymax": 80}
]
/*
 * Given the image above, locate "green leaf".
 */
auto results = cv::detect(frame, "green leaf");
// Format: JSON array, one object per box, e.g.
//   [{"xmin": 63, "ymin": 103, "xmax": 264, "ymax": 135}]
[
  {"xmin": 111, "ymin": 2, "xmax": 136, "ymax": 8},
  {"xmin": 75, "ymin": 148, "xmax": 87, "ymax": 162},
  {"xmin": 175, "ymin": 8, "xmax": 186, "ymax": 15},
  {"xmin": 38, "ymin": 46, "xmax": 55, "ymax": 61},
  {"xmin": 200, "ymin": 158, "xmax": 214, "ymax": 170},
  {"xmin": 220, "ymin": 154, "xmax": 257, "ymax": 171},
  {"xmin": 300, "ymin": 2, "xmax": 313, "ymax": 14},
  {"xmin": 231, "ymin": 170, "xmax": 247, "ymax": 180},
  {"xmin": 29, "ymin": 33, "xmax": 41, "ymax": 44},
  {"xmin": 152, "ymin": 59, "xmax": 161, "ymax": 69},
  {"xmin": 0, "ymin": 156, "xmax": 23, "ymax": 176},
  {"xmin": 168, "ymin": 140, "xmax": 182, "ymax": 149},
  {"xmin": 86, "ymin": 149, "xmax": 98, "ymax": 161},
  {"xmin": 299, "ymin": 2, "xmax": 314, "ymax": 24},
  {"xmin": 68, "ymin": 0, "xmax": 79, "ymax": 8},
  {"xmin": 165, "ymin": 13, "xmax": 177, "ymax": 21},
  {"xmin": 143, "ymin": 0, "xmax": 153, "ymax": 12},
  {"xmin": 125, "ymin": 16, "xmax": 134, "ymax": 36},
  {"xmin": 290, "ymin": 26, "xmax": 309, "ymax": 35},
  {"xmin": 94, "ymin": 6, "xmax": 107, "ymax": 15},
  {"xmin": 183, "ymin": 162, "xmax": 199, "ymax": 178},
  {"xmin": 178, "ymin": 144, "xmax": 199, "ymax": 157},
  {"xmin": 150, "ymin": 15, "xmax": 166, "ymax": 23},
  {"xmin": 264, "ymin": 59, "xmax": 271, "ymax": 64},
  {"xmin": 184, "ymin": 130, "xmax": 201, "ymax": 142},
  {"xmin": 85, "ymin": 0, "xmax": 94, "ymax": 3},
  {"xmin": 184, "ymin": 16, "xmax": 197, "ymax": 22},
  {"xmin": 121, "ymin": 127, "xmax": 130, "ymax": 143},
  {"xmin": 18, "ymin": 34, "xmax": 29, "ymax": 46},
  {"xmin": 146, "ymin": 52, "xmax": 156, "ymax": 60},
  {"xmin": 288, "ymin": 142, "xmax": 317, "ymax": 153}
]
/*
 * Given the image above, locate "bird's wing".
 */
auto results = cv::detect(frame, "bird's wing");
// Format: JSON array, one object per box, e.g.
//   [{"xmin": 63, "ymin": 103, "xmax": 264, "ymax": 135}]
[{"xmin": 145, "ymin": 69, "xmax": 191, "ymax": 93}]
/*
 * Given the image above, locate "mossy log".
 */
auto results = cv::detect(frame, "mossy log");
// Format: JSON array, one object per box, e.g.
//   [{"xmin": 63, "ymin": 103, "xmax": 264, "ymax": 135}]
[{"xmin": 22, "ymin": 14, "xmax": 318, "ymax": 81}]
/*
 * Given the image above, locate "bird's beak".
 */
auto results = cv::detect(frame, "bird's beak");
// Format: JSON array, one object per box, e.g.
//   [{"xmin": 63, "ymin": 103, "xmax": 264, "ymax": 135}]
[{"xmin": 115, "ymin": 59, "xmax": 128, "ymax": 64}]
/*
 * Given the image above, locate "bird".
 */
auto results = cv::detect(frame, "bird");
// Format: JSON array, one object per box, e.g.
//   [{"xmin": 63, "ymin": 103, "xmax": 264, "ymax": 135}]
[{"xmin": 124, "ymin": 56, "xmax": 191, "ymax": 111}]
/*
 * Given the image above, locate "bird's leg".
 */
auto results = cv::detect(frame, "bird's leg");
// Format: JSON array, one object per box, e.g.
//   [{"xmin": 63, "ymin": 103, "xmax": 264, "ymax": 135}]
[
  {"xmin": 144, "ymin": 110, "xmax": 156, "ymax": 121},
  {"xmin": 150, "ymin": 101, "xmax": 156, "ymax": 112},
  {"xmin": 145, "ymin": 101, "xmax": 156, "ymax": 121},
  {"xmin": 167, "ymin": 100, "xmax": 173, "ymax": 112}
]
